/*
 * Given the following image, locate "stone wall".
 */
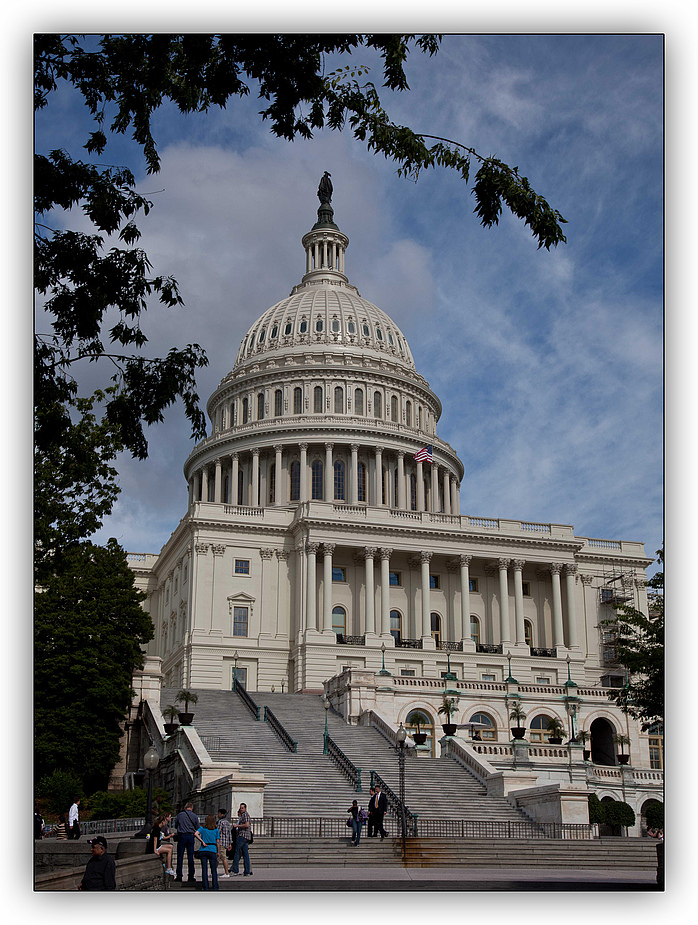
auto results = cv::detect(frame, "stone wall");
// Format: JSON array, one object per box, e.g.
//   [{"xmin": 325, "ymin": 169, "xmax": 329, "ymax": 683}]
[{"xmin": 34, "ymin": 855, "xmax": 166, "ymax": 891}]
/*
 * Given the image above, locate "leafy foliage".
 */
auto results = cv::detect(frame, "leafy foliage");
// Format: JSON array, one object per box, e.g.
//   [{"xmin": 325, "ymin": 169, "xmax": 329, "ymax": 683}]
[
  {"xmin": 438, "ymin": 695, "xmax": 459, "ymax": 720},
  {"xmin": 601, "ymin": 548, "xmax": 664, "ymax": 730},
  {"xmin": 36, "ymin": 769, "xmax": 84, "ymax": 816},
  {"xmin": 644, "ymin": 800, "xmax": 663, "ymax": 830},
  {"xmin": 34, "ymin": 540, "xmax": 154, "ymax": 793},
  {"xmin": 86, "ymin": 786, "xmax": 172, "ymax": 821},
  {"xmin": 587, "ymin": 793, "xmax": 605, "ymax": 825},
  {"xmin": 603, "ymin": 800, "xmax": 636, "ymax": 830}
]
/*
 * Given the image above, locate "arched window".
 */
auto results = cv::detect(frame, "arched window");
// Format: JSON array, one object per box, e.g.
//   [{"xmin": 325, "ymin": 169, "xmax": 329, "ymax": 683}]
[
  {"xmin": 354, "ymin": 388, "xmax": 364, "ymax": 416},
  {"xmin": 258, "ymin": 327, "xmax": 266, "ymax": 343},
  {"xmin": 391, "ymin": 395, "xmax": 398, "ymax": 422},
  {"xmin": 284, "ymin": 320, "xmax": 293, "ymax": 336},
  {"xmin": 334, "ymin": 386, "xmax": 344, "ymax": 414},
  {"xmin": 311, "ymin": 459, "xmax": 323, "ymax": 500},
  {"xmin": 314, "ymin": 385, "xmax": 323, "ymax": 413},
  {"xmin": 293, "ymin": 387, "xmax": 303, "ymax": 415},
  {"xmin": 406, "ymin": 400, "xmax": 412, "ymax": 427},
  {"xmin": 290, "ymin": 460, "xmax": 300, "ymax": 501},
  {"xmin": 647, "ymin": 723, "xmax": 664, "ymax": 770},
  {"xmin": 357, "ymin": 461, "xmax": 367, "ymax": 503},
  {"xmin": 257, "ymin": 392, "xmax": 265, "ymax": 420},
  {"xmin": 390, "ymin": 609, "xmax": 402, "ymax": 643},
  {"xmin": 332, "ymin": 606, "xmax": 346, "ymax": 635},
  {"xmin": 237, "ymin": 468, "xmax": 245, "ymax": 505},
  {"xmin": 430, "ymin": 613, "xmax": 441, "ymax": 646},
  {"xmin": 242, "ymin": 397, "xmax": 249, "ymax": 425},
  {"xmin": 524, "ymin": 619, "xmax": 533, "ymax": 648},
  {"xmin": 348, "ymin": 320, "xmax": 356, "ymax": 334},
  {"xmin": 410, "ymin": 473, "xmax": 417, "ymax": 511},
  {"xmin": 469, "ymin": 712, "xmax": 497, "ymax": 741},
  {"xmin": 470, "ymin": 616, "xmax": 480, "ymax": 647},
  {"xmin": 299, "ymin": 319, "xmax": 308, "ymax": 334},
  {"xmin": 530, "ymin": 714, "xmax": 553, "ymax": 743},
  {"xmin": 315, "ymin": 317, "xmax": 323, "ymax": 333},
  {"xmin": 334, "ymin": 460, "xmax": 345, "ymax": 501},
  {"xmin": 268, "ymin": 463, "xmax": 275, "ymax": 505},
  {"xmin": 373, "ymin": 391, "xmax": 382, "ymax": 418},
  {"xmin": 274, "ymin": 389, "xmax": 283, "ymax": 417}
]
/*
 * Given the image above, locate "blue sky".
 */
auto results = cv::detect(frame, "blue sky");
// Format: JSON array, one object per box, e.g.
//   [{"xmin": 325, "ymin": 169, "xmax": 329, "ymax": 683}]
[{"xmin": 33, "ymin": 31, "xmax": 664, "ymax": 573}]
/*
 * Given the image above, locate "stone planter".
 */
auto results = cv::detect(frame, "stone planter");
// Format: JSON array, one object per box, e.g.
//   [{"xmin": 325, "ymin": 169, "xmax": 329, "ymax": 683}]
[
  {"xmin": 163, "ymin": 723, "xmax": 179, "ymax": 736},
  {"xmin": 178, "ymin": 712, "xmax": 195, "ymax": 726},
  {"xmin": 413, "ymin": 733, "xmax": 427, "ymax": 745},
  {"xmin": 548, "ymin": 737, "xmax": 563, "ymax": 745},
  {"xmin": 617, "ymin": 754, "xmax": 630, "ymax": 765},
  {"xmin": 510, "ymin": 727, "xmax": 527, "ymax": 740},
  {"xmin": 442, "ymin": 724, "xmax": 458, "ymax": 737}
]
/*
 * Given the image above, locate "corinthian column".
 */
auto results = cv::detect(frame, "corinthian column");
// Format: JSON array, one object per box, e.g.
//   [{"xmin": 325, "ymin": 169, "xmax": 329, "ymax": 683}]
[
  {"xmin": 364, "ymin": 547, "xmax": 377, "ymax": 635},
  {"xmin": 420, "ymin": 551, "xmax": 433, "ymax": 638},
  {"xmin": 512, "ymin": 560, "xmax": 526, "ymax": 646},
  {"xmin": 443, "ymin": 471, "xmax": 451, "ymax": 515},
  {"xmin": 397, "ymin": 451, "xmax": 406, "ymax": 510},
  {"xmin": 231, "ymin": 453, "xmax": 239, "ymax": 505},
  {"xmin": 416, "ymin": 460, "xmax": 424, "ymax": 511},
  {"xmin": 379, "ymin": 548, "xmax": 392, "ymax": 638},
  {"xmin": 431, "ymin": 464, "xmax": 439, "ymax": 513},
  {"xmin": 214, "ymin": 457, "xmax": 222, "ymax": 503},
  {"xmin": 274, "ymin": 445, "xmax": 283, "ymax": 506},
  {"xmin": 459, "ymin": 554, "xmax": 472, "ymax": 641},
  {"xmin": 550, "ymin": 563, "xmax": 565, "ymax": 648},
  {"xmin": 564, "ymin": 564, "xmax": 579, "ymax": 649},
  {"xmin": 306, "ymin": 542, "xmax": 319, "ymax": 631},
  {"xmin": 350, "ymin": 444, "xmax": 359, "ymax": 504},
  {"xmin": 251, "ymin": 449, "xmax": 260, "ymax": 507},
  {"xmin": 201, "ymin": 466, "xmax": 209, "ymax": 503},
  {"xmin": 374, "ymin": 446, "xmax": 383, "ymax": 505},
  {"xmin": 324, "ymin": 443, "xmax": 333, "ymax": 502},
  {"xmin": 498, "ymin": 558, "xmax": 512, "ymax": 647},
  {"xmin": 322, "ymin": 543, "xmax": 336, "ymax": 633},
  {"xmin": 299, "ymin": 443, "xmax": 308, "ymax": 503}
]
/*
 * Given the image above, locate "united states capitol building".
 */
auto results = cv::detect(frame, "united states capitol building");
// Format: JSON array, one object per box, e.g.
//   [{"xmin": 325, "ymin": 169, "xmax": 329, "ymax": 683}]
[{"xmin": 126, "ymin": 179, "xmax": 662, "ymax": 833}]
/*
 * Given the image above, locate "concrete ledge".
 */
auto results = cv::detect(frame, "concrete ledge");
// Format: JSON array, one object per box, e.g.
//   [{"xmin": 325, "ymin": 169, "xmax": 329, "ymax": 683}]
[{"xmin": 34, "ymin": 854, "xmax": 166, "ymax": 891}]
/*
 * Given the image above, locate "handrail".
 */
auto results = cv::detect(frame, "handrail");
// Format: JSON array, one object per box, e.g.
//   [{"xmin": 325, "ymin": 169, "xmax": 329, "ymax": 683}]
[
  {"xmin": 370, "ymin": 770, "xmax": 418, "ymax": 836},
  {"xmin": 325, "ymin": 736, "xmax": 362, "ymax": 792},
  {"xmin": 233, "ymin": 679, "xmax": 260, "ymax": 720},
  {"xmin": 264, "ymin": 706, "xmax": 298, "ymax": 752}
]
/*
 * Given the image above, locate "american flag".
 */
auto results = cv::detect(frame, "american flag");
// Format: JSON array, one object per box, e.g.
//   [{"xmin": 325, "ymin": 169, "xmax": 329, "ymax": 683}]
[{"xmin": 414, "ymin": 445, "xmax": 433, "ymax": 464}]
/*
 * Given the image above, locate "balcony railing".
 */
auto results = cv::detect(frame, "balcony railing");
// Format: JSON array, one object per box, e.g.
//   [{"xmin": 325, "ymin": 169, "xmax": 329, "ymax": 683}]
[
  {"xmin": 336, "ymin": 634, "xmax": 366, "ymax": 646},
  {"xmin": 438, "ymin": 640, "xmax": 463, "ymax": 652},
  {"xmin": 395, "ymin": 638, "xmax": 423, "ymax": 649},
  {"xmin": 476, "ymin": 643, "xmax": 503, "ymax": 654},
  {"xmin": 530, "ymin": 647, "xmax": 556, "ymax": 658}
]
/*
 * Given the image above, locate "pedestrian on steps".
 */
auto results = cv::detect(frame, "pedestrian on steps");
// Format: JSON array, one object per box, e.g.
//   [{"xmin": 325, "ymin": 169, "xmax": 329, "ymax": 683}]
[
  {"xmin": 371, "ymin": 785, "xmax": 388, "ymax": 840},
  {"xmin": 367, "ymin": 787, "xmax": 377, "ymax": 837},
  {"xmin": 217, "ymin": 808, "xmax": 233, "ymax": 878},
  {"xmin": 232, "ymin": 803, "xmax": 253, "ymax": 876},
  {"xmin": 194, "ymin": 814, "xmax": 220, "ymax": 890},
  {"xmin": 347, "ymin": 800, "xmax": 364, "ymax": 846}
]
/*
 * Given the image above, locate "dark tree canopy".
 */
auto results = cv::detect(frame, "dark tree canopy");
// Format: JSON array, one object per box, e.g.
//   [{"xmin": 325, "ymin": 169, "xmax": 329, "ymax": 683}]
[
  {"xmin": 602, "ymin": 548, "xmax": 664, "ymax": 731},
  {"xmin": 34, "ymin": 540, "xmax": 154, "ymax": 792}
]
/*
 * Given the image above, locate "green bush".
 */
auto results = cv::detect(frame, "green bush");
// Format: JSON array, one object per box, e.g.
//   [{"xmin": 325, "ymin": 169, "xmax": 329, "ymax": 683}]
[
  {"xmin": 86, "ymin": 786, "xmax": 172, "ymax": 820},
  {"xmin": 587, "ymin": 793, "xmax": 605, "ymax": 824},
  {"xmin": 604, "ymin": 800, "xmax": 636, "ymax": 829},
  {"xmin": 645, "ymin": 801, "xmax": 663, "ymax": 829},
  {"xmin": 36, "ymin": 769, "xmax": 83, "ymax": 816}
]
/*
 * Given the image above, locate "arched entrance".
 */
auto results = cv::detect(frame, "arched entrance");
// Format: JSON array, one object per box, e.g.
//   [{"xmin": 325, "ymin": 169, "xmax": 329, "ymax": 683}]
[
  {"xmin": 590, "ymin": 717, "xmax": 617, "ymax": 766},
  {"xmin": 405, "ymin": 709, "xmax": 435, "ymax": 756}
]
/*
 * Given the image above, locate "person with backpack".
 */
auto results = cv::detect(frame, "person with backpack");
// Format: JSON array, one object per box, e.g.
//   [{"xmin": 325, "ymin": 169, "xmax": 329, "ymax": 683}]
[{"xmin": 347, "ymin": 799, "xmax": 366, "ymax": 846}]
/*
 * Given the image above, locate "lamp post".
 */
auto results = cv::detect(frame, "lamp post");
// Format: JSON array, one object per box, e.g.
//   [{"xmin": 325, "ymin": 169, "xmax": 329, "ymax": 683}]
[
  {"xmin": 505, "ymin": 650, "xmax": 518, "ymax": 684},
  {"xmin": 233, "ymin": 650, "xmax": 239, "ymax": 689},
  {"xmin": 396, "ymin": 724, "xmax": 408, "ymax": 861},
  {"xmin": 134, "ymin": 745, "xmax": 160, "ymax": 837},
  {"xmin": 322, "ymin": 696, "xmax": 330, "ymax": 754},
  {"xmin": 377, "ymin": 642, "xmax": 391, "ymax": 676}
]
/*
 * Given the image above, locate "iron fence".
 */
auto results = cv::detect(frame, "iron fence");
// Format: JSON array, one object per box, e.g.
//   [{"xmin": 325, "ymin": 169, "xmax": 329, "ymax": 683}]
[{"xmin": 264, "ymin": 706, "xmax": 298, "ymax": 752}]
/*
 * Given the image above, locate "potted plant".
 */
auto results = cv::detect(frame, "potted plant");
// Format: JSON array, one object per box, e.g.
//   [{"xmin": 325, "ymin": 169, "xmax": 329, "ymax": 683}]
[
  {"xmin": 576, "ymin": 729, "xmax": 591, "ymax": 761},
  {"xmin": 614, "ymin": 733, "xmax": 631, "ymax": 764},
  {"xmin": 546, "ymin": 716, "xmax": 565, "ymax": 745},
  {"xmin": 175, "ymin": 690, "xmax": 199, "ymax": 725},
  {"xmin": 410, "ymin": 711, "xmax": 429, "ymax": 745},
  {"xmin": 509, "ymin": 703, "xmax": 527, "ymax": 739},
  {"xmin": 438, "ymin": 695, "xmax": 459, "ymax": 736},
  {"xmin": 162, "ymin": 705, "xmax": 180, "ymax": 736}
]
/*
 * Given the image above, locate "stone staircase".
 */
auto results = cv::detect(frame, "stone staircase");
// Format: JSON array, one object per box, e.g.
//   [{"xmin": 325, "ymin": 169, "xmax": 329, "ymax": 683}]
[{"xmin": 161, "ymin": 689, "xmax": 528, "ymax": 826}]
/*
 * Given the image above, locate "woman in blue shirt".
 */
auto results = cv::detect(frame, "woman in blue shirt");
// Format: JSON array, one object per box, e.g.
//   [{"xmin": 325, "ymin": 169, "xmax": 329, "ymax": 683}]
[{"xmin": 194, "ymin": 814, "xmax": 220, "ymax": 890}]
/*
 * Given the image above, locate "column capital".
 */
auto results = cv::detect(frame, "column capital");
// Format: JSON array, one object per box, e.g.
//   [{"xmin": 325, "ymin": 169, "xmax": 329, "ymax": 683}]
[
  {"xmin": 511, "ymin": 559, "xmax": 526, "ymax": 571},
  {"xmin": 273, "ymin": 444, "xmax": 283, "ymax": 453},
  {"xmin": 212, "ymin": 544, "xmax": 226, "ymax": 557},
  {"xmin": 379, "ymin": 547, "xmax": 393, "ymax": 560},
  {"xmin": 497, "ymin": 558, "xmax": 511, "ymax": 570},
  {"xmin": 276, "ymin": 549, "xmax": 291, "ymax": 561},
  {"xmin": 375, "ymin": 445, "xmax": 385, "ymax": 455},
  {"xmin": 563, "ymin": 563, "xmax": 578, "ymax": 576},
  {"xmin": 252, "ymin": 447, "xmax": 260, "ymax": 457},
  {"xmin": 458, "ymin": 554, "xmax": 473, "ymax": 567},
  {"xmin": 299, "ymin": 442, "xmax": 309, "ymax": 452},
  {"xmin": 231, "ymin": 451, "xmax": 239, "ymax": 461},
  {"xmin": 306, "ymin": 541, "xmax": 320, "ymax": 555},
  {"xmin": 363, "ymin": 547, "xmax": 378, "ymax": 559},
  {"xmin": 259, "ymin": 547, "xmax": 275, "ymax": 559},
  {"xmin": 195, "ymin": 543, "xmax": 209, "ymax": 555},
  {"xmin": 321, "ymin": 543, "xmax": 336, "ymax": 556},
  {"xmin": 350, "ymin": 443, "xmax": 359, "ymax": 452},
  {"xmin": 397, "ymin": 449, "xmax": 405, "ymax": 459},
  {"xmin": 419, "ymin": 550, "xmax": 433, "ymax": 564},
  {"xmin": 550, "ymin": 562, "xmax": 564, "ymax": 575},
  {"xmin": 580, "ymin": 573, "xmax": 593, "ymax": 585},
  {"xmin": 213, "ymin": 456, "xmax": 222, "ymax": 466},
  {"xmin": 325, "ymin": 442, "xmax": 334, "ymax": 451}
]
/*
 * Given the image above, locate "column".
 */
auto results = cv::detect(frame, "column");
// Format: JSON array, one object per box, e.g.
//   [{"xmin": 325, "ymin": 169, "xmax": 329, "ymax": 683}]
[
  {"xmin": 416, "ymin": 460, "xmax": 424, "ymax": 511},
  {"xmin": 420, "ymin": 551, "xmax": 433, "ymax": 638},
  {"xmin": 459, "ymin": 554, "xmax": 472, "ymax": 641},
  {"xmin": 550, "ymin": 563, "xmax": 565, "ymax": 648},
  {"xmin": 564, "ymin": 564, "xmax": 579, "ymax": 649},
  {"xmin": 350, "ymin": 444, "xmax": 359, "ymax": 504},
  {"xmin": 364, "ymin": 547, "xmax": 376, "ymax": 635},
  {"xmin": 252, "ymin": 448, "xmax": 260, "ymax": 507},
  {"xmin": 397, "ymin": 451, "xmax": 406, "ymax": 510},
  {"xmin": 512, "ymin": 559, "xmax": 526, "ymax": 645},
  {"xmin": 324, "ymin": 443, "xmax": 334, "ymax": 502},
  {"xmin": 188, "ymin": 476, "xmax": 194, "ymax": 508},
  {"xmin": 380, "ymin": 548, "xmax": 392, "ymax": 637},
  {"xmin": 201, "ymin": 465, "xmax": 209, "ymax": 502},
  {"xmin": 452, "ymin": 480, "xmax": 459, "ymax": 514},
  {"xmin": 305, "ymin": 542, "xmax": 319, "ymax": 631},
  {"xmin": 274, "ymin": 445, "xmax": 283, "ymax": 506},
  {"xmin": 214, "ymin": 457, "xmax": 222, "ymax": 503},
  {"xmin": 443, "ymin": 471, "xmax": 451, "ymax": 515},
  {"xmin": 299, "ymin": 443, "xmax": 308, "ymax": 503},
  {"xmin": 498, "ymin": 558, "xmax": 512, "ymax": 647},
  {"xmin": 231, "ymin": 453, "xmax": 239, "ymax": 505},
  {"xmin": 374, "ymin": 446, "xmax": 383, "ymax": 505},
  {"xmin": 431, "ymin": 464, "xmax": 440, "ymax": 513},
  {"xmin": 322, "ymin": 543, "xmax": 335, "ymax": 633}
]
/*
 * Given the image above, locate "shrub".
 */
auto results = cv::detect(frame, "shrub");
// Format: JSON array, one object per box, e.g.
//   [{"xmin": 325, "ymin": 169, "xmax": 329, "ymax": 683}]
[
  {"xmin": 36, "ymin": 769, "xmax": 83, "ymax": 816},
  {"xmin": 588, "ymin": 793, "xmax": 605, "ymax": 824},
  {"xmin": 86, "ymin": 786, "xmax": 172, "ymax": 820},
  {"xmin": 645, "ymin": 801, "xmax": 664, "ymax": 830},
  {"xmin": 604, "ymin": 800, "xmax": 636, "ymax": 829}
]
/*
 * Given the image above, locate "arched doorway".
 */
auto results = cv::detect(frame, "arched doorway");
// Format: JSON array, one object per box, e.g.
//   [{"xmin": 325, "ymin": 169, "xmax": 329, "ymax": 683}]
[
  {"xmin": 405, "ymin": 709, "xmax": 435, "ymax": 756},
  {"xmin": 590, "ymin": 717, "xmax": 617, "ymax": 766},
  {"xmin": 641, "ymin": 798, "xmax": 663, "ymax": 835}
]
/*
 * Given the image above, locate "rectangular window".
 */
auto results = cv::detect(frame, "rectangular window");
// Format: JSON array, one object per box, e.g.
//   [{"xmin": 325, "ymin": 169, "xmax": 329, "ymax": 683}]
[
  {"xmin": 389, "ymin": 571, "xmax": 401, "ymax": 586},
  {"xmin": 469, "ymin": 578, "xmax": 478, "ymax": 592},
  {"xmin": 234, "ymin": 559, "xmax": 250, "ymax": 575},
  {"xmin": 400, "ymin": 669, "xmax": 416, "ymax": 677},
  {"xmin": 332, "ymin": 566, "xmax": 346, "ymax": 582},
  {"xmin": 233, "ymin": 606, "xmax": 248, "ymax": 637},
  {"xmin": 232, "ymin": 666, "xmax": 247, "ymax": 687},
  {"xmin": 535, "ymin": 677, "xmax": 550, "ymax": 685},
  {"xmin": 522, "ymin": 581, "xmax": 531, "ymax": 596},
  {"xmin": 481, "ymin": 673, "xmax": 496, "ymax": 682},
  {"xmin": 648, "ymin": 737, "xmax": 663, "ymax": 770},
  {"xmin": 429, "ymin": 574, "xmax": 440, "ymax": 590}
]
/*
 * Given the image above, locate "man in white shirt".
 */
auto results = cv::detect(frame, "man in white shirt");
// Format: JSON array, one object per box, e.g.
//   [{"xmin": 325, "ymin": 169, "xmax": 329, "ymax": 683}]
[{"xmin": 68, "ymin": 798, "xmax": 81, "ymax": 840}]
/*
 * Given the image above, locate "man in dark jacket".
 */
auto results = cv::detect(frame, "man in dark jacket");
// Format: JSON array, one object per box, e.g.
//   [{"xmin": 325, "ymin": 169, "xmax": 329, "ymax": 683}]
[
  {"xmin": 78, "ymin": 837, "xmax": 116, "ymax": 890},
  {"xmin": 174, "ymin": 801, "xmax": 200, "ymax": 883},
  {"xmin": 371, "ymin": 785, "xmax": 388, "ymax": 840}
]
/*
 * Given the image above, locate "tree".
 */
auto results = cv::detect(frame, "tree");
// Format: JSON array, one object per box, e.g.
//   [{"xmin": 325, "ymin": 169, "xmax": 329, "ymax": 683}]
[
  {"xmin": 34, "ymin": 539, "xmax": 154, "ymax": 792},
  {"xmin": 34, "ymin": 34, "xmax": 568, "ymax": 565},
  {"xmin": 602, "ymin": 548, "xmax": 664, "ymax": 731}
]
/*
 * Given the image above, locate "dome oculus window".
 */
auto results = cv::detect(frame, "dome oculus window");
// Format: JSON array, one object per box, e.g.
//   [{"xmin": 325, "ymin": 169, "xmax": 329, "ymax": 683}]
[
  {"xmin": 362, "ymin": 323, "xmax": 370, "ymax": 337},
  {"xmin": 347, "ymin": 320, "xmax": 356, "ymax": 334},
  {"xmin": 284, "ymin": 321, "xmax": 293, "ymax": 335},
  {"xmin": 271, "ymin": 325, "xmax": 278, "ymax": 339},
  {"xmin": 299, "ymin": 320, "xmax": 308, "ymax": 334},
  {"xmin": 315, "ymin": 318, "xmax": 324, "ymax": 333},
  {"xmin": 331, "ymin": 319, "xmax": 340, "ymax": 333},
  {"xmin": 259, "ymin": 328, "xmax": 266, "ymax": 342},
  {"xmin": 376, "ymin": 327, "xmax": 383, "ymax": 341}
]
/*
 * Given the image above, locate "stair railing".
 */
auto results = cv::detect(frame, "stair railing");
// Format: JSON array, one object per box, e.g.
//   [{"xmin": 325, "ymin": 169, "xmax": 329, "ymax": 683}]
[
  {"xmin": 370, "ymin": 770, "xmax": 418, "ymax": 836},
  {"xmin": 325, "ymin": 735, "xmax": 363, "ymax": 792},
  {"xmin": 264, "ymin": 706, "xmax": 298, "ymax": 752},
  {"xmin": 233, "ymin": 679, "xmax": 260, "ymax": 720}
]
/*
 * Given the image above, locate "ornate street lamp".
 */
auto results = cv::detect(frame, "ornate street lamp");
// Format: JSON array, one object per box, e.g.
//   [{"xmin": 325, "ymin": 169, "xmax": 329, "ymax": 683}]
[
  {"xmin": 134, "ymin": 745, "xmax": 160, "ymax": 837},
  {"xmin": 233, "ymin": 650, "xmax": 239, "ymax": 689},
  {"xmin": 322, "ymin": 696, "xmax": 330, "ymax": 754},
  {"xmin": 377, "ymin": 642, "xmax": 391, "ymax": 676},
  {"xmin": 505, "ymin": 650, "xmax": 518, "ymax": 684},
  {"xmin": 395, "ymin": 724, "xmax": 408, "ymax": 860}
]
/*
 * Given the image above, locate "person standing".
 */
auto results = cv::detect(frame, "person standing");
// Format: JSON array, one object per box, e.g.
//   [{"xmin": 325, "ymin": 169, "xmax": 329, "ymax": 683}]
[
  {"xmin": 68, "ymin": 798, "xmax": 81, "ymax": 840},
  {"xmin": 347, "ymin": 800, "xmax": 363, "ymax": 846},
  {"xmin": 174, "ymin": 801, "xmax": 199, "ymax": 883},
  {"xmin": 216, "ymin": 808, "xmax": 233, "ymax": 878},
  {"xmin": 232, "ymin": 802, "xmax": 253, "ymax": 876},
  {"xmin": 366, "ymin": 787, "xmax": 377, "ymax": 837},
  {"xmin": 194, "ymin": 814, "xmax": 220, "ymax": 890},
  {"xmin": 78, "ymin": 836, "xmax": 116, "ymax": 891},
  {"xmin": 34, "ymin": 804, "xmax": 45, "ymax": 839},
  {"xmin": 54, "ymin": 813, "xmax": 69, "ymax": 840},
  {"xmin": 372, "ymin": 785, "xmax": 388, "ymax": 840}
]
